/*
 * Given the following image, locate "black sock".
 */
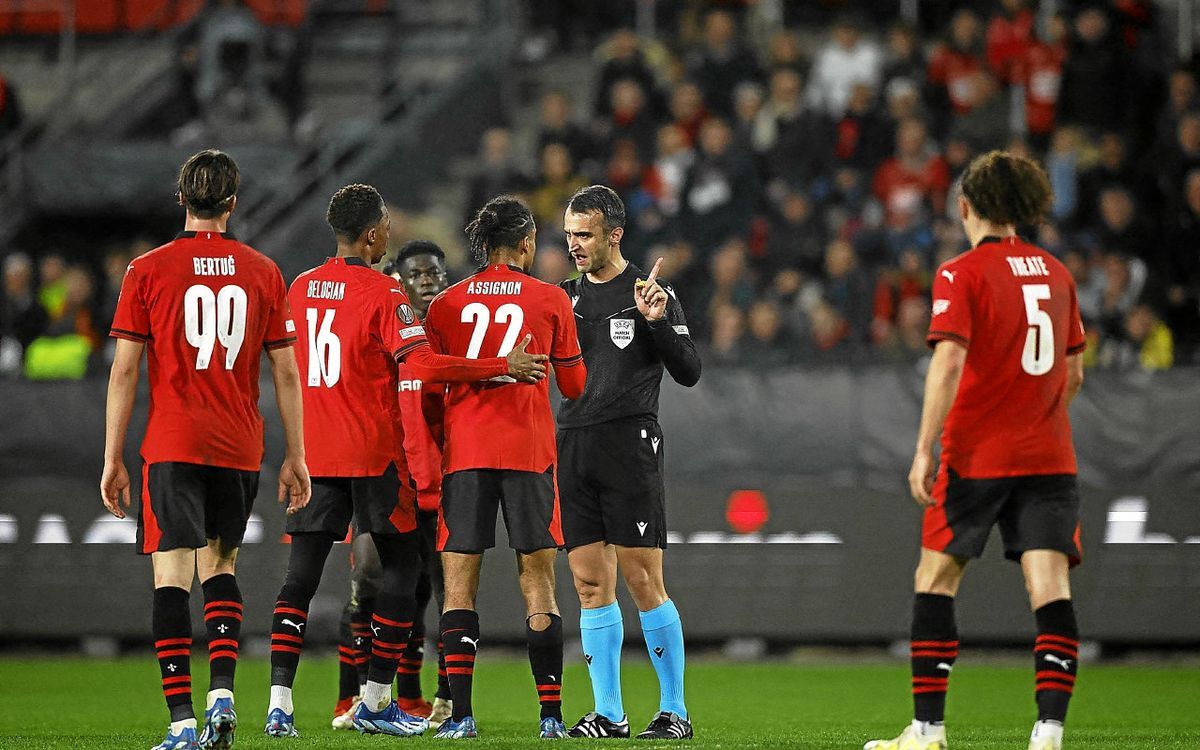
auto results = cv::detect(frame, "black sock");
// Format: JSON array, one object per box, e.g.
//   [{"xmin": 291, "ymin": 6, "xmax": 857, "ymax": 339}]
[
  {"xmin": 270, "ymin": 533, "xmax": 334, "ymax": 687},
  {"xmin": 435, "ymin": 636, "xmax": 451, "ymax": 700},
  {"xmin": 911, "ymin": 593, "xmax": 958, "ymax": 724},
  {"xmin": 337, "ymin": 601, "xmax": 359, "ymax": 701},
  {"xmin": 352, "ymin": 598, "xmax": 375, "ymax": 688},
  {"xmin": 527, "ymin": 613, "xmax": 564, "ymax": 721},
  {"xmin": 441, "ymin": 609, "xmax": 479, "ymax": 721},
  {"xmin": 153, "ymin": 586, "xmax": 194, "ymax": 722},
  {"xmin": 367, "ymin": 534, "xmax": 419, "ymax": 685},
  {"xmin": 396, "ymin": 567, "xmax": 431, "ymax": 699},
  {"xmin": 201, "ymin": 574, "xmax": 242, "ymax": 692},
  {"xmin": 1034, "ymin": 599, "xmax": 1079, "ymax": 723}
]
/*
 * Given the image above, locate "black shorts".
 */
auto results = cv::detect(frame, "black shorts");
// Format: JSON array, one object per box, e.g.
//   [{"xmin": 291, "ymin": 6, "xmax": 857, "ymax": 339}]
[
  {"xmin": 438, "ymin": 467, "xmax": 562, "ymax": 553},
  {"xmin": 288, "ymin": 463, "xmax": 417, "ymax": 538},
  {"xmin": 924, "ymin": 468, "xmax": 1083, "ymax": 566},
  {"xmin": 137, "ymin": 461, "xmax": 258, "ymax": 555},
  {"xmin": 557, "ymin": 418, "xmax": 666, "ymax": 550}
]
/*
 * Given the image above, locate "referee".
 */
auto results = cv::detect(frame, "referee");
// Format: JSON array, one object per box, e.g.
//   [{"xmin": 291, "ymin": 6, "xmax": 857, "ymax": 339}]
[{"xmin": 557, "ymin": 185, "xmax": 701, "ymax": 740}]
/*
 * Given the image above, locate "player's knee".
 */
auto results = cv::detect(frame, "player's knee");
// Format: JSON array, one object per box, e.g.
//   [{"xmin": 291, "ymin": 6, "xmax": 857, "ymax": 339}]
[
  {"xmin": 572, "ymin": 570, "xmax": 611, "ymax": 608},
  {"xmin": 1025, "ymin": 578, "xmax": 1070, "ymax": 610},
  {"xmin": 280, "ymin": 570, "xmax": 321, "ymax": 606},
  {"xmin": 913, "ymin": 561, "xmax": 962, "ymax": 596}
]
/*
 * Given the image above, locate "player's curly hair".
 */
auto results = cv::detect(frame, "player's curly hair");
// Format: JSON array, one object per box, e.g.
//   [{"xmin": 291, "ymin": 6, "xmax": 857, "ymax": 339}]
[
  {"xmin": 464, "ymin": 195, "xmax": 535, "ymax": 266},
  {"xmin": 960, "ymin": 150, "xmax": 1053, "ymax": 227},
  {"xmin": 567, "ymin": 184, "xmax": 626, "ymax": 234},
  {"xmin": 178, "ymin": 149, "xmax": 239, "ymax": 219},
  {"xmin": 326, "ymin": 184, "xmax": 386, "ymax": 243}
]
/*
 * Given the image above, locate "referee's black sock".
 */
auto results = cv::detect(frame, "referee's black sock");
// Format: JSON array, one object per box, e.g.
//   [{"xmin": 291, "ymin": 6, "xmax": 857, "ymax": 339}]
[
  {"xmin": 270, "ymin": 533, "xmax": 334, "ymax": 688},
  {"xmin": 911, "ymin": 593, "xmax": 958, "ymax": 724},
  {"xmin": 1034, "ymin": 599, "xmax": 1079, "ymax": 724},
  {"xmin": 201, "ymin": 573, "xmax": 242, "ymax": 693},
  {"xmin": 153, "ymin": 585, "xmax": 194, "ymax": 723},
  {"xmin": 526, "ymin": 613, "xmax": 564, "ymax": 721},
  {"xmin": 441, "ymin": 609, "xmax": 480, "ymax": 721}
]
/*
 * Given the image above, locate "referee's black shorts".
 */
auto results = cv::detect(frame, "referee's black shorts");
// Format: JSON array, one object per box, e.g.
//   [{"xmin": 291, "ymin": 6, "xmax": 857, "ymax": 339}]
[{"xmin": 557, "ymin": 417, "xmax": 666, "ymax": 550}]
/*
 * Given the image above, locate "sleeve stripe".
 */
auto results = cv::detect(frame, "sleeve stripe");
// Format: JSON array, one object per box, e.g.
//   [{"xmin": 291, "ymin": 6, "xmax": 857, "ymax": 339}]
[
  {"xmin": 550, "ymin": 353, "xmax": 583, "ymax": 366},
  {"xmin": 392, "ymin": 339, "xmax": 428, "ymax": 361},
  {"xmin": 927, "ymin": 331, "xmax": 970, "ymax": 349},
  {"xmin": 1067, "ymin": 342, "xmax": 1087, "ymax": 354},
  {"xmin": 110, "ymin": 328, "xmax": 150, "ymax": 342},
  {"xmin": 264, "ymin": 336, "xmax": 297, "ymax": 350}
]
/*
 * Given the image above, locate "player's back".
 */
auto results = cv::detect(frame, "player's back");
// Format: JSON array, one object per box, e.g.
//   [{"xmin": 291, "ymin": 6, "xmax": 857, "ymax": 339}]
[
  {"xmin": 424, "ymin": 263, "xmax": 578, "ymax": 474},
  {"xmin": 931, "ymin": 235, "xmax": 1086, "ymax": 478},
  {"xmin": 112, "ymin": 231, "xmax": 295, "ymax": 470},
  {"xmin": 290, "ymin": 257, "xmax": 427, "ymax": 477}
]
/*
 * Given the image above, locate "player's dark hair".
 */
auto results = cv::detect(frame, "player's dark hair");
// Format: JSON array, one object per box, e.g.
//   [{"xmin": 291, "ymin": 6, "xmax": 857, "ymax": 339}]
[
  {"xmin": 464, "ymin": 195, "xmax": 535, "ymax": 266},
  {"xmin": 178, "ymin": 149, "xmax": 239, "ymax": 219},
  {"xmin": 396, "ymin": 239, "xmax": 446, "ymax": 265},
  {"xmin": 566, "ymin": 184, "xmax": 626, "ymax": 234},
  {"xmin": 326, "ymin": 184, "xmax": 386, "ymax": 243},
  {"xmin": 960, "ymin": 150, "xmax": 1053, "ymax": 227}
]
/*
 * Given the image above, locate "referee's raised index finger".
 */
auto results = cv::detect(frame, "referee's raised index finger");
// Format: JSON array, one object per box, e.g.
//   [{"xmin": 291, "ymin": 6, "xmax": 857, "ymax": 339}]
[{"xmin": 645, "ymin": 257, "xmax": 663, "ymax": 287}]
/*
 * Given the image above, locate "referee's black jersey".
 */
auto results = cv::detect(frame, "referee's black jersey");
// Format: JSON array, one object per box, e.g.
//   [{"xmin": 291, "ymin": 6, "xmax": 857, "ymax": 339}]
[{"xmin": 557, "ymin": 262, "xmax": 701, "ymax": 429}]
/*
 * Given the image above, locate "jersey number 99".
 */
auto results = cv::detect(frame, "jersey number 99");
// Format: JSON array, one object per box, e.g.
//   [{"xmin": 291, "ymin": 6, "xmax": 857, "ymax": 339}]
[{"xmin": 184, "ymin": 284, "xmax": 247, "ymax": 370}]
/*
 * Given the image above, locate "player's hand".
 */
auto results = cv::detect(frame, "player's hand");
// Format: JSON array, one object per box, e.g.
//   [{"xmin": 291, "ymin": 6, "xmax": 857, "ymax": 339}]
[
  {"xmin": 908, "ymin": 451, "xmax": 936, "ymax": 507},
  {"xmin": 635, "ymin": 257, "xmax": 668, "ymax": 322},
  {"xmin": 100, "ymin": 460, "xmax": 131, "ymax": 519},
  {"xmin": 278, "ymin": 455, "xmax": 312, "ymax": 515},
  {"xmin": 505, "ymin": 334, "xmax": 548, "ymax": 383}
]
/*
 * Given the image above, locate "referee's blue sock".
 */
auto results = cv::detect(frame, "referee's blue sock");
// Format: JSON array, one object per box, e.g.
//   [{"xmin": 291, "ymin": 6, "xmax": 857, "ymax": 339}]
[
  {"xmin": 579, "ymin": 601, "xmax": 624, "ymax": 722},
  {"xmin": 639, "ymin": 599, "xmax": 687, "ymax": 719}
]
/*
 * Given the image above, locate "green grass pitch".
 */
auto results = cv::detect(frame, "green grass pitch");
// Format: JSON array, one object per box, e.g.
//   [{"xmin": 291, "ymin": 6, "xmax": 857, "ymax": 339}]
[{"xmin": 0, "ymin": 655, "xmax": 1197, "ymax": 748}]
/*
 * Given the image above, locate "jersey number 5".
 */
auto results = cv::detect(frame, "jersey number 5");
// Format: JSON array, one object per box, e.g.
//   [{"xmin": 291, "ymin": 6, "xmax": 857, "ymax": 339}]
[
  {"xmin": 184, "ymin": 284, "xmax": 247, "ymax": 370},
  {"xmin": 461, "ymin": 302, "xmax": 524, "ymax": 358},
  {"xmin": 1021, "ymin": 284, "xmax": 1054, "ymax": 376}
]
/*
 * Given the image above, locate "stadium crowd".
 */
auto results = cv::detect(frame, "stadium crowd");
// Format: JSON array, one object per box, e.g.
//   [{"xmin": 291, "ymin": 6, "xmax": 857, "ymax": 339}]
[{"xmin": 2, "ymin": 0, "xmax": 1198, "ymax": 378}]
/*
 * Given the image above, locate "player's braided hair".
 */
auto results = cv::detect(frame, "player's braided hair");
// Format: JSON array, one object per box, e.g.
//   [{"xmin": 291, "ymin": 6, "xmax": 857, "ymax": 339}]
[
  {"xmin": 177, "ymin": 149, "xmax": 239, "ymax": 220},
  {"xmin": 326, "ymin": 184, "xmax": 386, "ymax": 243},
  {"xmin": 960, "ymin": 150, "xmax": 1053, "ymax": 227},
  {"xmin": 464, "ymin": 195, "xmax": 535, "ymax": 266},
  {"xmin": 567, "ymin": 184, "xmax": 626, "ymax": 233}
]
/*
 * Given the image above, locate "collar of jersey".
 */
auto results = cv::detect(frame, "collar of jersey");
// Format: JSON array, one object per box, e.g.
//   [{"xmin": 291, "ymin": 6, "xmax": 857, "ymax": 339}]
[
  {"xmin": 328, "ymin": 256, "xmax": 369, "ymax": 267},
  {"xmin": 176, "ymin": 230, "xmax": 237, "ymax": 240},
  {"xmin": 974, "ymin": 234, "xmax": 1021, "ymax": 248},
  {"xmin": 477, "ymin": 263, "xmax": 527, "ymax": 275}
]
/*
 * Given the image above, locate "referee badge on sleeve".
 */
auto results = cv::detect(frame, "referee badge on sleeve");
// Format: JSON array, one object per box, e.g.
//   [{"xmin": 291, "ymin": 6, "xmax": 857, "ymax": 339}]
[{"xmin": 610, "ymin": 318, "xmax": 635, "ymax": 349}]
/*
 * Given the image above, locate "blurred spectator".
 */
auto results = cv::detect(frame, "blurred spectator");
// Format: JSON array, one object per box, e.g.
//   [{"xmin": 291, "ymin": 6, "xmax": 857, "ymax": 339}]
[
  {"xmin": 1096, "ymin": 252, "xmax": 1147, "ymax": 342},
  {"xmin": 872, "ymin": 118, "xmax": 950, "ymax": 253},
  {"xmin": 605, "ymin": 139, "xmax": 660, "ymax": 223},
  {"xmin": 832, "ymin": 83, "xmax": 890, "ymax": 172},
  {"xmin": 668, "ymin": 81, "xmax": 710, "ymax": 146},
  {"xmin": 528, "ymin": 143, "xmax": 588, "ymax": 239},
  {"xmin": 594, "ymin": 29, "xmax": 661, "ymax": 119},
  {"xmin": 192, "ymin": 0, "xmax": 270, "ymax": 107},
  {"xmin": 806, "ymin": 15, "xmax": 883, "ymax": 118},
  {"xmin": 742, "ymin": 300, "xmax": 794, "ymax": 367},
  {"xmin": 1152, "ymin": 112, "xmax": 1200, "ymax": 218},
  {"xmin": 1095, "ymin": 187, "xmax": 1156, "ymax": 264},
  {"xmin": 651, "ymin": 124, "xmax": 695, "ymax": 218},
  {"xmin": 820, "ymin": 239, "xmax": 872, "ymax": 342},
  {"xmin": 464, "ymin": 128, "xmax": 528, "ymax": 227},
  {"xmin": 926, "ymin": 9, "xmax": 985, "ymax": 131},
  {"xmin": 534, "ymin": 245, "xmax": 573, "ymax": 285},
  {"xmin": 680, "ymin": 119, "xmax": 759, "ymax": 254},
  {"xmin": 880, "ymin": 296, "xmax": 932, "ymax": 361},
  {"xmin": 687, "ymin": 10, "xmax": 763, "ymax": 116},
  {"xmin": 731, "ymin": 82, "xmax": 765, "ymax": 153},
  {"xmin": 1045, "ymin": 127, "xmax": 1081, "ymax": 222},
  {"xmin": 764, "ymin": 189, "xmax": 825, "ymax": 276},
  {"xmin": 38, "ymin": 255, "xmax": 68, "ymax": 319},
  {"xmin": 801, "ymin": 299, "xmax": 853, "ymax": 360},
  {"xmin": 0, "ymin": 254, "xmax": 47, "ymax": 375},
  {"xmin": 752, "ymin": 67, "xmax": 832, "ymax": 189},
  {"xmin": 1076, "ymin": 132, "xmax": 1139, "ymax": 228},
  {"xmin": 872, "ymin": 247, "xmax": 931, "ymax": 344},
  {"xmin": 1098, "ymin": 303, "xmax": 1173, "ymax": 370},
  {"xmin": 1014, "ymin": 13, "xmax": 1068, "ymax": 151},
  {"xmin": 601, "ymin": 78, "xmax": 658, "ymax": 161},
  {"xmin": 882, "ymin": 23, "xmax": 926, "ymax": 93},
  {"xmin": 1164, "ymin": 169, "xmax": 1200, "ymax": 363},
  {"xmin": 1059, "ymin": 6, "xmax": 1129, "ymax": 136},
  {"xmin": 764, "ymin": 30, "xmax": 806, "ymax": 75},
  {"xmin": 949, "ymin": 72, "xmax": 1009, "ymax": 152},
  {"xmin": 0, "ymin": 71, "xmax": 22, "ymax": 137},
  {"xmin": 699, "ymin": 238, "xmax": 756, "ymax": 330},
  {"xmin": 24, "ymin": 267, "xmax": 99, "ymax": 381},
  {"xmin": 707, "ymin": 302, "xmax": 745, "ymax": 366},
  {"xmin": 537, "ymin": 92, "xmax": 595, "ymax": 172},
  {"xmin": 985, "ymin": 0, "xmax": 1035, "ymax": 84},
  {"xmin": 1156, "ymin": 68, "xmax": 1197, "ymax": 152}
]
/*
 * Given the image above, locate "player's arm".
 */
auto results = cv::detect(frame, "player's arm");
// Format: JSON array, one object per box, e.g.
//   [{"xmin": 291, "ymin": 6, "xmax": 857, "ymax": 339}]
[
  {"xmin": 636, "ymin": 258, "xmax": 701, "ymax": 387},
  {"xmin": 550, "ymin": 289, "xmax": 587, "ymax": 399},
  {"xmin": 909, "ymin": 339, "xmax": 967, "ymax": 507},
  {"xmin": 100, "ymin": 338, "xmax": 143, "ymax": 519},
  {"xmin": 267, "ymin": 344, "xmax": 311, "ymax": 513},
  {"xmin": 1066, "ymin": 353, "xmax": 1084, "ymax": 404}
]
